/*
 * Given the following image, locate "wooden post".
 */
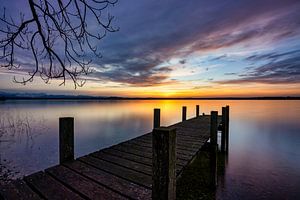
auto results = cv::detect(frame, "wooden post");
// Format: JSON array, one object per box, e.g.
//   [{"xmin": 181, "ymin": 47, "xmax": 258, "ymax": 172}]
[
  {"xmin": 210, "ymin": 111, "xmax": 218, "ymax": 188},
  {"xmin": 153, "ymin": 108, "xmax": 161, "ymax": 129},
  {"xmin": 182, "ymin": 106, "xmax": 187, "ymax": 121},
  {"xmin": 221, "ymin": 107, "xmax": 226, "ymax": 152},
  {"xmin": 59, "ymin": 117, "xmax": 74, "ymax": 164},
  {"xmin": 225, "ymin": 106, "xmax": 230, "ymax": 152},
  {"xmin": 196, "ymin": 105, "xmax": 200, "ymax": 117},
  {"xmin": 152, "ymin": 127, "xmax": 176, "ymax": 200}
]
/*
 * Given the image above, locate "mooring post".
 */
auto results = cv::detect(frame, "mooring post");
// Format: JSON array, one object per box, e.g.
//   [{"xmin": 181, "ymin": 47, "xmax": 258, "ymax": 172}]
[
  {"xmin": 221, "ymin": 107, "xmax": 227, "ymax": 152},
  {"xmin": 59, "ymin": 117, "xmax": 74, "ymax": 164},
  {"xmin": 225, "ymin": 106, "xmax": 230, "ymax": 152},
  {"xmin": 182, "ymin": 106, "xmax": 187, "ymax": 121},
  {"xmin": 210, "ymin": 111, "xmax": 218, "ymax": 188},
  {"xmin": 154, "ymin": 108, "xmax": 161, "ymax": 129},
  {"xmin": 152, "ymin": 127, "xmax": 176, "ymax": 200},
  {"xmin": 196, "ymin": 105, "xmax": 200, "ymax": 117}
]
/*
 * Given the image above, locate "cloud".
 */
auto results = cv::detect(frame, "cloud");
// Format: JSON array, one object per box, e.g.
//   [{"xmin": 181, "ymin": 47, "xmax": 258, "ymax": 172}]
[
  {"xmin": 92, "ymin": 0, "xmax": 300, "ymax": 86},
  {"xmin": 179, "ymin": 60, "xmax": 186, "ymax": 64},
  {"xmin": 217, "ymin": 53, "xmax": 300, "ymax": 84},
  {"xmin": 88, "ymin": 58, "xmax": 174, "ymax": 86},
  {"xmin": 209, "ymin": 55, "xmax": 227, "ymax": 62},
  {"xmin": 224, "ymin": 72, "xmax": 237, "ymax": 75},
  {"xmin": 245, "ymin": 50, "xmax": 300, "ymax": 62},
  {"xmin": 2, "ymin": 0, "xmax": 300, "ymax": 87}
]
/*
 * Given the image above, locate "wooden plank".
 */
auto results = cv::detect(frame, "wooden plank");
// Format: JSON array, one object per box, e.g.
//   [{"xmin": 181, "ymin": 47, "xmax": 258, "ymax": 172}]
[
  {"xmin": 46, "ymin": 165, "xmax": 127, "ymax": 200},
  {"xmin": 141, "ymin": 133, "xmax": 209, "ymax": 144},
  {"xmin": 177, "ymin": 133, "xmax": 209, "ymax": 139},
  {"xmin": 112, "ymin": 144, "xmax": 152, "ymax": 159},
  {"xmin": 135, "ymin": 136, "xmax": 202, "ymax": 152},
  {"xmin": 93, "ymin": 150, "xmax": 183, "ymax": 176},
  {"xmin": 102, "ymin": 148, "xmax": 186, "ymax": 170},
  {"xmin": 178, "ymin": 129, "xmax": 209, "ymax": 135},
  {"xmin": 134, "ymin": 136, "xmax": 151, "ymax": 142},
  {"xmin": 91, "ymin": 151, "xmax": 152, "ymax": 176},
  {"xmin": 130, "ymin": 138, "xmax": 199, "ymax": 153},
  {"xmin": 112, "ymin": 143, "xmax": 189, "ymax": 166},
  {"xmin": 102, "ymin": 148, "xmax": 152, "ymax": 166},
  {"xmin": 119, "ymin": 142, "xmax": 193, "ymax": 161},
  {"xmin": 79, "ymin": 156, "xmax": 152, "ymax": 189},
  {"xmin": 0, "ymin": 180, "xmax": 41, "ymax": 200},
  {"xmin": 64, "ymin": 161, "xmax": 151, "ymax": 200},
  {"xmin": 175, "ymin": 126, "xmax": 209, "ymax": 132},
  {"xmin": 175, "ymin": 126, "xmax": 205, "ymax": 132},
  {"xmin": 134, "ymin": 132, "xmax": 152, "ymax": 140},
  {"xmin": 177, "ymin": 136, "xmax": 207, "ymax": 145},
  {"xmin": 24, "ymin": 171, "xmax": 83, "ymax": 200},
  {"xmin": 127, "ymin": 139, "xmax": 198, "ymax": 156}
]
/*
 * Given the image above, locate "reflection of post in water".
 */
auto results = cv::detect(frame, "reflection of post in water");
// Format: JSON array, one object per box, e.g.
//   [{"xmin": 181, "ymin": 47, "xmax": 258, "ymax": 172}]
[
  {"xmin": 218, "ymin": 148, "xmax": 228, "ymax": 188},
  {"xmin": 217, "ymin": 106, "xmax": 230, "ymax": 188},
  {"xmin": 210, "ymin": 111, "xmax": 218, "ymax": 188},
  {"xmin": 209, "ymin": 106, "xmax": 230, "ymax": 188}
]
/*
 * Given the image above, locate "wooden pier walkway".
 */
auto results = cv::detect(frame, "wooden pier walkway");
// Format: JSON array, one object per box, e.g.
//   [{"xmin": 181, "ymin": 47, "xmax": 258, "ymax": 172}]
[{"xmin": 0, "ymin": 106, "xmax": 230, "ymax": 200}]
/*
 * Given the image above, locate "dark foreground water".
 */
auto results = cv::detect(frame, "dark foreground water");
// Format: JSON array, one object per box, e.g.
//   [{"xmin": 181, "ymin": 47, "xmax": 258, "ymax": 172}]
[{"xmin": 0, "ymin": 100, "xmax": 299, "ymax": 199}]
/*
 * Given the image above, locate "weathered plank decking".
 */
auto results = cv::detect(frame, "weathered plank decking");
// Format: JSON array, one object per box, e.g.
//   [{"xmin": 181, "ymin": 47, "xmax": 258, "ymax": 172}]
[{"xmin": 0, "ymin": 106, "xmax": 229, "ymax": 200}]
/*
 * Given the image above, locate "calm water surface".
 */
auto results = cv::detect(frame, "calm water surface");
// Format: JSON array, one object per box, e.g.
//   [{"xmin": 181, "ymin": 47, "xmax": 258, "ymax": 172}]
[{"xmin": 0, "ymin": 100, "xmax": 300, "ymax": 199}]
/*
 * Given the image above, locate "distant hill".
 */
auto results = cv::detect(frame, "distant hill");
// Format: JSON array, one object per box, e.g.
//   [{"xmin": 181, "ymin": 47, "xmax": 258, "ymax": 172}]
[
  {"xmin": 0, "ymin": 91, "xmax": 117, "ymax": 100},
  {"xmin": 0, "ymin": 91, "xmax": 299, "ymax": 100}
]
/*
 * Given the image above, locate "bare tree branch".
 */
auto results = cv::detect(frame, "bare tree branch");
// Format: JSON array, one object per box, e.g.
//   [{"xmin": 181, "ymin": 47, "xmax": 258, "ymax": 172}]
[{"xmin": 0, "ymin": 0, "xmax": 119, "ymax": 88}]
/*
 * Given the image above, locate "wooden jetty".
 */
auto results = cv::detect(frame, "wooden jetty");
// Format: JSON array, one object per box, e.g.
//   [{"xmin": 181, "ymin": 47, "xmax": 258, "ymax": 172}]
[{"xmin": 0, "ymin": 105, "xmax": 230, "ymax": 200}]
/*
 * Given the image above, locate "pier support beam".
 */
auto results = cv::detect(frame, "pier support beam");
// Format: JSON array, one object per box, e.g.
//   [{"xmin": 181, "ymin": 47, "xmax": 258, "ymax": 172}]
[
  {"xmin": 152, "ymin": 127, "xmax": 176, "ymax": 200},
  {"xmin": 59, "ymin": 117, "xmax": 74, "ymax": 164},
  {"xmin": 196, "ymin": 105, "xmax": 200, "ymax": 117},
  {"xmin": 210, "ymin": 111, "xmax": 218, "ymax": 188},
  {"xmin": 182, "ymin": 106, "xmax": 187, "ymax": 121},
  {"xmin": 225, "ymin": 106, "xmax": 230, "ymax": 152},
  {"xmin": 221, "ymin": 107, "xmax": 227, "ymax": 152},
  {"xmin": 153, "ymin": 108, "xmax": 161, "ymax": 129}
]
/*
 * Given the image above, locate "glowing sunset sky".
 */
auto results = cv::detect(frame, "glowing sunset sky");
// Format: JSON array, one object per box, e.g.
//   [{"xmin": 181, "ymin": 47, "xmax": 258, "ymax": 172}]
[{"xmin": 1, "ymin": 0, "xmax": 300, "ymax": 97}]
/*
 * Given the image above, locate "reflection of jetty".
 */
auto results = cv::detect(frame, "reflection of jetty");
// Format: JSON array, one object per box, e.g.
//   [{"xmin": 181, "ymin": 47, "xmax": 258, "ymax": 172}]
[{"xmin": 0, "ymin": 105, "xmax": 230, "ymax": 200}]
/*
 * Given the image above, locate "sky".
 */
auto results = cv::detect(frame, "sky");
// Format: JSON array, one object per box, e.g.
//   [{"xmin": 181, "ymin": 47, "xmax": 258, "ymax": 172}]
[{"xmin": 1, "ymin": 0, "xmax": 300, "ymax": 97}]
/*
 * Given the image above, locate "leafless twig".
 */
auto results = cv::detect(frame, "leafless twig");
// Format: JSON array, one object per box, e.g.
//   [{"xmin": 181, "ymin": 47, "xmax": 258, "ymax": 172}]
[{"xmin": 0, "ymin": 0, "xmax": 118, "ymax": 88}]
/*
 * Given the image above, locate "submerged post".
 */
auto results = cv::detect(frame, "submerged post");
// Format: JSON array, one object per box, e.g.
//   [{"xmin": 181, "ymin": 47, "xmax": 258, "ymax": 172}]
[
  {"xmin": 210, "ymin": 111, "xmax": 218, "ymax": 188},
  {"xmin": 59, "ymin": 117, "xmax": 74, "ymax": 164},
  {"xmin": 153, "ymin": 108, "xmax": 161, "ymax": 129},
  {"xmin": 152, "ymin": 127, "xmax": 176, "ymax": 200},
  {"xmin": 182, "ymin": 106, "xmax": 187, "ymax": 121},
  {"xmin": 196, "ymin": 105, "xmax": 200, "ymax": 117},
  {"xmin": 221, "ymin": 107, "xmax": 227, "ymax": 152},
  {"xmin": 225, "ymin": 106, "xmax": 230, "ymax": 152}
]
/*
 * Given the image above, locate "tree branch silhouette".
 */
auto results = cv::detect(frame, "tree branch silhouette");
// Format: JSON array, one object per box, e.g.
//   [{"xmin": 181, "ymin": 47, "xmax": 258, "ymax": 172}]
[{"xmin": 0, "ymin": 0, "xmax": 118, "ymax": 88}]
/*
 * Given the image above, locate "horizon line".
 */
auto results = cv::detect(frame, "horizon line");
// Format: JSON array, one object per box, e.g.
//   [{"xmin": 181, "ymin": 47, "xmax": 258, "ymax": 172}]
[{"xmin": 1, "ymin": 96, "xmax": 300, "ymax": 100}]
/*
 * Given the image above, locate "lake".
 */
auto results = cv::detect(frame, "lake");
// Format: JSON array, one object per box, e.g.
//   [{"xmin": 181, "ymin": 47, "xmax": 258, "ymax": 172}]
[{"xmin": 0, "ymin": 100, "xmax": 300, "ymax": 199}]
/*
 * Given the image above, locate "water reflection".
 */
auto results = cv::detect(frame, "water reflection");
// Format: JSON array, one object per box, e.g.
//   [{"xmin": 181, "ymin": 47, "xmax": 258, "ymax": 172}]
[
  {"xmin": 0, "ymin": 110, "xmax": 47, "ymax": 183},
  {"xmin": 0, "ymin": 100, "xmax": 300, "ymax": 199}
]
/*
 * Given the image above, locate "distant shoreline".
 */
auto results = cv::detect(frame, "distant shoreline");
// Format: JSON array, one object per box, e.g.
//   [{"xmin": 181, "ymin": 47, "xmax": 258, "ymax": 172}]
[{"xmin": 1, "ymin": 96, "xmax": 300, "ymax": 101}]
